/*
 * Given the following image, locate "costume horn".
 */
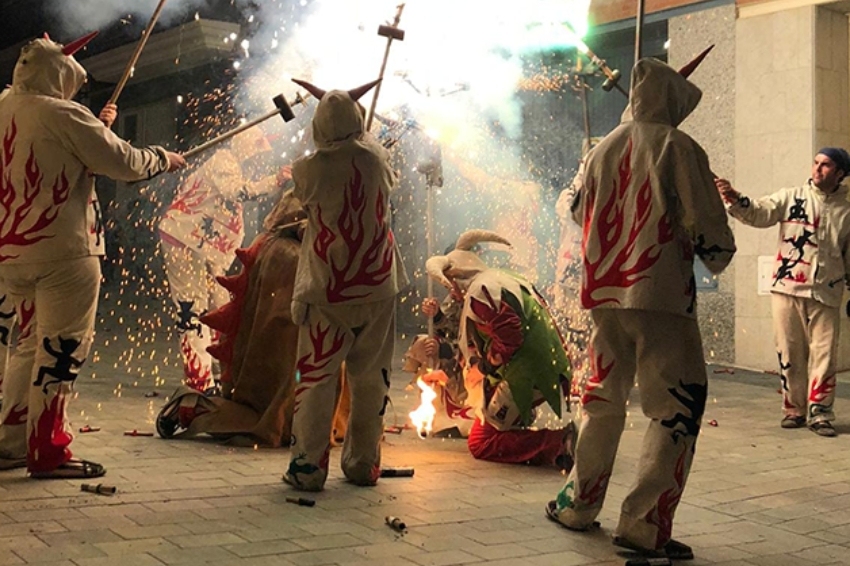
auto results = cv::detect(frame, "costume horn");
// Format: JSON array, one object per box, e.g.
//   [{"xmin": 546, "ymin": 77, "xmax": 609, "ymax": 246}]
[
  {"xmin": 348, "ymin": 79, "xmax": 381, "ymax": 102},
  {"xmin": 425, "ymin": 256, "xmax": 453, "ymax": 289},
  {"xmin": 678, "ymin": 45, "xmax": 714, "ymax": 78},
  {"xmin": 62, "ymin": 31, "xmax": 99, "ymax": 56},
  {"xmin": 291, "ymin": 78, "xmax": 326, "ymax": 101},
  {"xmin": 43, "ymin": 32, "xmax": 51, "ymax": 40},
  {"xmin": 455, "ymin": 229, "xmax": 511, "ymax": 251}
]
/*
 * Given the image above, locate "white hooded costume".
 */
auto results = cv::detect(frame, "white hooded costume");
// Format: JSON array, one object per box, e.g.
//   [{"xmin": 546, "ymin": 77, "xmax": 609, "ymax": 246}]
[
  {"xmin": 283, "ymin": 79, "xmax": 407, "ymax": 492},
  {"xmin": 550, "ymin": 56, "xmax": 735, "ymax": 554},
  {"xmin": 158, "ymin": 128, "xmax": 280, "ymax": 391},
  {"xmin": 0, "ymin": 34, "xmax": 172, "ymax": 474}
]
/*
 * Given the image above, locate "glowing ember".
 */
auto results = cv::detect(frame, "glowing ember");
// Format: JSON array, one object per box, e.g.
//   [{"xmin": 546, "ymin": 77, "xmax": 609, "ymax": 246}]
[{"xmin": 408, "ymin": 376, "xmax": 438, "ymax": 438}]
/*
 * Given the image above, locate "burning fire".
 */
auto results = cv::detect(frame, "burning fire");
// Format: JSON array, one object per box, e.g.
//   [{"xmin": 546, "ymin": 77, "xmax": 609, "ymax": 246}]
[{"xmin": 408, "ymin": 376, "xmax": 438, "ymax": 437}]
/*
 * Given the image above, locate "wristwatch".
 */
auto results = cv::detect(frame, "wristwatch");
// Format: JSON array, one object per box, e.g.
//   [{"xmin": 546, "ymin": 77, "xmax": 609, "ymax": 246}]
[{"xmin": 737, "ymin": 195, "xmax": 750, "ymax": 208}]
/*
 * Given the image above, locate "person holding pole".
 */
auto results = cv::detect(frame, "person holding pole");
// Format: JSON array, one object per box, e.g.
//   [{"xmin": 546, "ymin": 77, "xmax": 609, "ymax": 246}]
[
  {"xmin": 0, "ymin": 32, "xmax": 184, "ymax": 478},
  {"xmin": 158, "ymin": 127, "xmax": 290, "ymax": 392}
]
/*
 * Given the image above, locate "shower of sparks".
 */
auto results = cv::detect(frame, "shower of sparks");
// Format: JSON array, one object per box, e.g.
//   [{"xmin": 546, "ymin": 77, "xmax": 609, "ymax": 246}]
[{"xmin": 67, "ymin": 0, "xmax": 601, "ymax": 415}]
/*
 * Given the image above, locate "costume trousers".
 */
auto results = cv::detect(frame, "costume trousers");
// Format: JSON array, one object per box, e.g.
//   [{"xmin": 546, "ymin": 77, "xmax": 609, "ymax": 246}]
[
  {"xmin": 0, "ymin": 257, "xmax": 99, "ymax": 472},
  {"xmin": 467, "ymin": 418, "xmax": 564, "ymax": 465},
  {"xmin": 161, "ymin": 240, "xmax": 229, "ymax": 391},
  {"xmin": 771, "ymin": 293, "xmax": 838, "ymax": 424},
  {"xmin": 552, "ymin": 309, "xmax": 706, "ymax": 551},
  {"xmin": 0, "ymin": 288, "xmax": 15, "ymax": 394},
  {"xmin": 286, "ymin": 298, "xmax": 395, "ymax": 491}
]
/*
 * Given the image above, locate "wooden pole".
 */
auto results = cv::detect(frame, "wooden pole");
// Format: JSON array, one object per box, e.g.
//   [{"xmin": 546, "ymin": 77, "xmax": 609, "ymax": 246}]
[
  {"xmin": 108, "ymin": 0, "xmax": 169, "ymax": 106},
  {"xmin": 365, "ymin": 3, "xmax": 405, "ymax": 132}
]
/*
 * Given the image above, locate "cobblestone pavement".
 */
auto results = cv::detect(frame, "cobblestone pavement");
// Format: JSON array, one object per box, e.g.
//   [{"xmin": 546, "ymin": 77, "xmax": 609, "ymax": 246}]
[{"xmin": 2, "ymin": 331, "xmax": 850, "ymax": 566}]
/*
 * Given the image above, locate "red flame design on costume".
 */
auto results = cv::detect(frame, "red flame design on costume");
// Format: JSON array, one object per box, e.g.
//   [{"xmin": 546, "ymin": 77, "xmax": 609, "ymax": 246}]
[
  {"xmin": 0, "ymin": 120, "xmax": 71, "ymax": 261},
  {"xmin": 27, "ymin": 394, "xmax": 72, "ymax": 472},
  {"xmin": 181, "ymin": 333, "xmax": 211, "ymax": 391},
  {"xmin": 581, "ymin": 350, "xmax": 614, "ymax": 406},
  {"xmin": 293, "ymin": 321, "xmax": 346, "ymax": 414},
  {"xmin": 318, "ymin": 161, "xmax": 394, "ymax": 303},
  {"xmin": 314, "ymin": 207, "xmax": 335, "ymax": 262},
  {"xmin": 581, "ymin": 139, "xmax": 673, "ymax": 308},
  {"xmin": 809, "ymin": 374, "xmax": 836, "ymax": 404},
  {"xmin": 2, "ymin": 403, "xmax": 26, "ymax": 426},
  {"xmin": 577, "ymin": 471, "xmax": 611, "ymax": 506},
  {"xmin": 169, "ymin": 177, "xmax": 206, "ymax": 215},
  {"xmin": 469, "ymin": 286, "xmax": 523, "ymax": 362},
  {"xmin": 646, "ymin": 448, "xmax": 687, "ymax": 548},
  {"xmin": 17, "ymin": 299, "xmax": 35, "ymax": 342},
  {"xmin": 444, "ymin": 389, "xmax": 475, "ymax": 421}
]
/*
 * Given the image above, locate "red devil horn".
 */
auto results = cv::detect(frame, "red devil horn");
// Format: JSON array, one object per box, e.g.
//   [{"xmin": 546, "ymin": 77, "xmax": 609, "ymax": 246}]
[
  {"xmin": 43, "ymin": 32, "xmax": 51, "ymax": 41},
  {"xmin": 348, "ymin": 79, "xmax": 381, "ymax": 102},
  {"xmin": 62, "ymin": 31, "xmax": 99, "ymax": 56},
  {"xmin": 679, "ymin": 45, "xmax": 714, "ymax": 79},
  {"xmin": 291, "ymin": 79, "xmax": 326, "ymax": 100}
]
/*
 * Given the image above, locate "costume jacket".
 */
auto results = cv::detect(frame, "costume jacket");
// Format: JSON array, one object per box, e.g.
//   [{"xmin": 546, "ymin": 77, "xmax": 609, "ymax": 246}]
[
  {"xmin": 571, "ymin": 58, "xmax": 736, "ymax": 318},
  {"xmin": 728, "ymin": 181, "xmax": 850, "ymax": 308},
  {"xmin": 159, "ymin": 139, "xmax": 279, "ymax": 273},
  {"xmin": 0, "ymin": 38, "xmax": 170, "ymax": 264},
  {"xmin": 291, "ymin": 92, "xmax": 407, "ymax": 308}
]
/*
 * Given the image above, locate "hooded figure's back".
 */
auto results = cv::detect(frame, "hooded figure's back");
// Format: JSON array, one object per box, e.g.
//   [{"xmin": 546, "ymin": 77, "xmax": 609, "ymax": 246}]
[
  {"xmin": 291, "ymin": 89, "xmax": 407, "ymax": 305},
  {"xmin": 576, "ymin": 58, "xmax": 735, "ymax": 318}
]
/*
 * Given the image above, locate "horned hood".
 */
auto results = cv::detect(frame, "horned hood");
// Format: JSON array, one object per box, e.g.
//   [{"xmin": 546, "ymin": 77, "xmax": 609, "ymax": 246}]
[
  {"xmin": 626, "ymin": 58, "xmax": 702, "ymax": 127},
  {"xmin": 311, "ymin": 90, "xmax": 366, "ymax": 149},
  {"xmin": 12, "ymin": 37, "xmax": 88, "ymax": 101}
]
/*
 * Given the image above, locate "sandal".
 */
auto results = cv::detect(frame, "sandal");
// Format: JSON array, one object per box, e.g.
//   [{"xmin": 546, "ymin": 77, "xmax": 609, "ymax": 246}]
[
  {"xmin": 544, "ymin": 500, "xmax": 600, "ymax": 531},
  {"xmin": 29, "ymin": 459, "xmax": 106, "ymax": 480},
  {"xmin": 810, "ymin": 421, "xmax": 837, "ymax": 437},
  {"xmin": 613, "ymin": 535, "xmax": 694, "ymax": 560}
]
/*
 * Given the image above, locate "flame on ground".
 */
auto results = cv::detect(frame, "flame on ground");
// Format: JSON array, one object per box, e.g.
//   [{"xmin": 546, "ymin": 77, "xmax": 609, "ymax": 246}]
[{"xmin": 408, "ymin": 376, "xmax": 438, "ymax": 438}]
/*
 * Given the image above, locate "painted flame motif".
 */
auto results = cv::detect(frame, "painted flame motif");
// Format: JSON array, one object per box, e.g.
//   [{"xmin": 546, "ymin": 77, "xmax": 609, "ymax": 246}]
[
  {"xmin": 293, "ymin": 321, "xmax": 346, "ymax": 414},
  {"xmin": 180, "ymin": 334, "xmax": 211, "ymax": 391},
  {"xmin": 809, "ymin": 374, "xmax": 836, "ymax": 404},
  {"xmin": 0, "ymin": 120, "xmax": 71, "ymax": 261},
  {"xmin": 580, "ymin": 350, "xmax": 613, "ymax": 406},
  {"xmin": 581, "ymin": 139, "xmax": 672, "ymax": 308},
  {"xmin": 318, "ymin": 161, "xmax": 394, "ymax": 303},
  {"xmin": 645, "ymin": 448, "xmax": 687, "ymax": 548},
  {"xmin": 408, "ymin": 376, "xmax": 438, "ymax": 437}
]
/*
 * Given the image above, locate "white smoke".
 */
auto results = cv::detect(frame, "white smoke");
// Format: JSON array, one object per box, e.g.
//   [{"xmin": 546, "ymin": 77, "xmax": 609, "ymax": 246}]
[{"xmin": 44, "ymin": 0, "xmax": 222, "ymax": 37}]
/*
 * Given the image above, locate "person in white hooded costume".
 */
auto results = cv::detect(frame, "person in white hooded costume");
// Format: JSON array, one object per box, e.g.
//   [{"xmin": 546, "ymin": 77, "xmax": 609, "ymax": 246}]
[
  {"xmin": 0, "ymin": 33, "xmax": 184, "ymax": 478},
  {"xmin": 546, "ymin": 54, "xmax": 735, "ymax": 560},
  {"xmin": 158, "ymin": 128, "xmax": 288, "ymax": 392},
  {"xmin": 282, "ymin": 78, "xmax": 407, "ymax": 492}
]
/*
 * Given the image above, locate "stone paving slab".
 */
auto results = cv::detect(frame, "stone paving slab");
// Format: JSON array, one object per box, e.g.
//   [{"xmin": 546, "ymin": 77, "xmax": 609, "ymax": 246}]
[{"xmin": 2, "ymin": 333, "xmax": 850, "ymax": 566}]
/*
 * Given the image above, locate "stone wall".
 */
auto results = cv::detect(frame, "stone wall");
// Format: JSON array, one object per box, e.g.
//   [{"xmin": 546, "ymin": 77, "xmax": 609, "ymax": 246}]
[{"xmin": 670, "ymin": 3, "xmax": 738, "ymax": 363}]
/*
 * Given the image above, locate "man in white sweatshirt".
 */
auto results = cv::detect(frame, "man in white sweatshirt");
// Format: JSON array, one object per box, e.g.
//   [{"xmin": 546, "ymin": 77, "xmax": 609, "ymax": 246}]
[{"xmin": 716, "ymin": 147, "xmax": 850, "ymax": 438}]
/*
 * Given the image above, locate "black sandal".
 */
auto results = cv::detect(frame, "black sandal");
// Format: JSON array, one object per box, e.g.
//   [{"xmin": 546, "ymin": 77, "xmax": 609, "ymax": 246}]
[
  {"xmin": 613, "ymin": 536, "xmax": 694, "ymax": 560},
  {"xmin": 30, "ymin": 459, "xmax": 106, "ymax": 479}
]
